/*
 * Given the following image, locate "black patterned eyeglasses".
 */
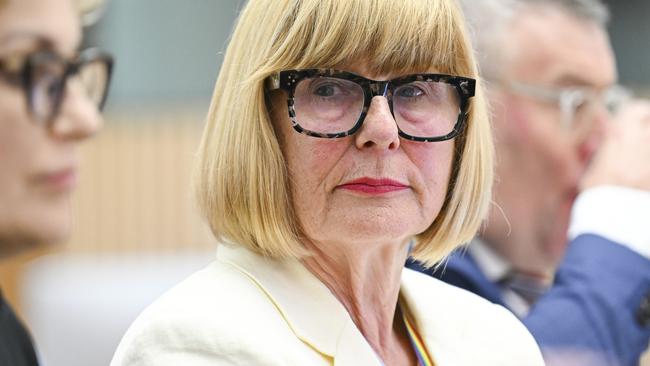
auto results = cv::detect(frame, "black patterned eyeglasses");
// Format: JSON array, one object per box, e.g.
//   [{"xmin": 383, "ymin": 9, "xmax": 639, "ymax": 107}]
[
  {"xmin": 267, "ymin": 69, "xmax": 476, "ymax": 142},
  {"xmin": 0, "ymin": 48, "xmax": 113, "ymax": 127}
]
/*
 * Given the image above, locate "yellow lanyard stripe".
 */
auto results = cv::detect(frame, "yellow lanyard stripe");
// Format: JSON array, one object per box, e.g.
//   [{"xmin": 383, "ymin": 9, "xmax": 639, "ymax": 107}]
[{"xmin": 403, "ymin": 313, "xmax": 434, "ymax": 366}]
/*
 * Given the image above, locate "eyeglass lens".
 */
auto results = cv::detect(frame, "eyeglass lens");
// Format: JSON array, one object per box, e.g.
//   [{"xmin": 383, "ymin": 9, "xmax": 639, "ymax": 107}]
[
  {"xmin": 29, "ymin": 55, "xmax": 66, "ymax": 122},
  {"xmin": 292, "ymin": 76, "xmax": 461, "ymax": 138},
  {"xmin": 28, "ymin": 52, "xmax": 111, "ymax": 124},
  {"xmin": 78, "ymin": 59, "xmax": 111, "ymax": 107},
  {"xmin": 562, "ymin": 87, "xmax": 630, "ymax": 134}
]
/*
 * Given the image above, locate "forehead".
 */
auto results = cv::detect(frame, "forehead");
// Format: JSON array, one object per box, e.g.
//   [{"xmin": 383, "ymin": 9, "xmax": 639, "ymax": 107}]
[
  {"xmin": 0, "ymin": 0, "xmax": 80, "ymax": 56},
  {"xmin": 507, "ymin": 6, "xmax": 617, "ymax": 88}
]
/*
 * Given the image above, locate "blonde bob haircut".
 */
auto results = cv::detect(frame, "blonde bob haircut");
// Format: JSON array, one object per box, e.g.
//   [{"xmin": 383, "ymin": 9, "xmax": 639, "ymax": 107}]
[{"xmin": 196, "ymin": 0, "xmax": 494, "ymax": 267}]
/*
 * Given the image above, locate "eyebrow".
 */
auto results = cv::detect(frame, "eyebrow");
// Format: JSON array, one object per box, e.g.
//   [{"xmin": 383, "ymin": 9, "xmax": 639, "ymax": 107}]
[
  {"xmin": 0, "ymin": 32, "xmax": 58, "ymax": 54},
  {"xmin": 552, "ymin": 74, "xmax": 611, "ymax": 89}
]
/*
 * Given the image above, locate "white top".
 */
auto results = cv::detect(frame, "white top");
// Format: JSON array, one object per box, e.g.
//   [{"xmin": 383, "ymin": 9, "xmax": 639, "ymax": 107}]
[
  {"xmin": 111, "ymin": 245, "xmax": 544, "ymax": 366},
  {"xmin": 568, "ymin": 185, "xmax": 650, "ymax": 259}
]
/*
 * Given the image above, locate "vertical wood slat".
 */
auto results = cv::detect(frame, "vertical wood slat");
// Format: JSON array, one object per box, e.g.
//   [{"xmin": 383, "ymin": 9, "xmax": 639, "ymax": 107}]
[{"xmin": 67, "ymin": 107, "xmax": 215, "ymax": 253}]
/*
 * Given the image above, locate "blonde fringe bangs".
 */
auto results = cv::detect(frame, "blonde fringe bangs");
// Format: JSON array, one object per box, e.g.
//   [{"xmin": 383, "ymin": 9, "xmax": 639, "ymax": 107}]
[{"xmin": 253, "ymin": 0, "xmax": 471, "ymax": 80}]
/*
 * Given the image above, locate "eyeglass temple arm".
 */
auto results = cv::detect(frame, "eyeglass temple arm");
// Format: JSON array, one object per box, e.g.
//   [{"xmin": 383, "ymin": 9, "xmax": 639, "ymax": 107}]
[{"xmin": 266, "ymin": 73, "xmax": 280, "ymax": 90}]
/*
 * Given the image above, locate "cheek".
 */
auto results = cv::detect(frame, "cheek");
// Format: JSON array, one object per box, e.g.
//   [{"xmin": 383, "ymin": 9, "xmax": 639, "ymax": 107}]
[
  {"xmin": 284, "ymin": 140, "xmax": 352, "ymax": 241},
  {"xmin": 412, "ymin": 142, "xmax": 454, "ymax": 189},
  {"xmin": 0, "ymin": 87, "xmax": 70, "ymax": 240},
  {"xmin": 407, "ymin": 141, "xmax": 455, "ymax": 217},
  {"xmin": 285, "ymin": 138, "xmax": 348, "ymax": 205},
  {"xmin": 293, "ymin": 140, "xmax": 345, "ymax": 176},
  {"xmin": 0, "ymin": 89, "xmax": 32, "ymax": 193},
  {"xmin": 504, "ymin": 104, "xmax": 579, "ymax": 187},
  {"xmin": 0, "ymin": 193, "xmax": 73, "ymax": 245}
]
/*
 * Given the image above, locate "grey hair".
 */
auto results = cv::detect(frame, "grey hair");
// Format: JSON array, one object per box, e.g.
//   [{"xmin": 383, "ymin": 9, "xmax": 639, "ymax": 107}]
[
  {"xmin": 460, "ymin": 0, "xmax": 610, "ymax": 78},
  {"xmin": 526, "ymin": 0, "xmax": 609, "ymax": 25}
]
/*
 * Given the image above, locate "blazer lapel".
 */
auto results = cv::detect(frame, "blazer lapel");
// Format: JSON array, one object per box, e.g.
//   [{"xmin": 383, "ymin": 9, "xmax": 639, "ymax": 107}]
[
  {"xmin": 217, "ymin": 246, "xmax": 382, "ymax": 366},
  {"xmin": 399, "ymin": 268, "xmax": 473, "ymax": 365}
]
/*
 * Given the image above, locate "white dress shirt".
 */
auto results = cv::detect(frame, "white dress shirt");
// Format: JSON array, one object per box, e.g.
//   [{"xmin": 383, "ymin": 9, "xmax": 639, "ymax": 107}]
[
  {"xmin": 568, "ymin": 185, "xmax": 650, "ymax": 259},
  {"xmin": 468, "ymin": 240, "xmax": 533, "ymax": 318}
]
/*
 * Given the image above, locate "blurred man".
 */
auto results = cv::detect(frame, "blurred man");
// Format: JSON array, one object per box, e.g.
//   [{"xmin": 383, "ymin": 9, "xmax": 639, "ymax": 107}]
[{"xmin": 408, "ymin": 0, "xmax": 650, "ymax": 365}]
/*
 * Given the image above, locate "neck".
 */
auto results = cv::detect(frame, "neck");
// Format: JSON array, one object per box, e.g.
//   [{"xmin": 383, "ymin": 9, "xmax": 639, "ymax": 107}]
[
  {"xmin": 479, "ymin": 231, "xmax": 555, "ymax": 281},
  {"xmin": 301, "ymin": 238, "xmax": 416, "ymax": 364}
]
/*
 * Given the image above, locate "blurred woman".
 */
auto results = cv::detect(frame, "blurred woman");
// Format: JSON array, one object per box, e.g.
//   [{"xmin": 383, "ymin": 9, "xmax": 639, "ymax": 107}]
[
  {"xmin": 0, "ymin": 0, "xmax": 112, "ymax": 364},
  {"xmin": 111, "ymin": 0, "xmax": 543, "ymax": 365}
]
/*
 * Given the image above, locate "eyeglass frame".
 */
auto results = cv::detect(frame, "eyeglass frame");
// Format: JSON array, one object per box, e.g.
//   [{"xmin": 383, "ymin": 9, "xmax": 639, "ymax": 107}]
[
  {"xmin": 266, "ymin": 69, "xmax": 476, "ymax": 142},
  {"xmin": 0, "ymin": 47, "xmax": 114, "ymax": 127},
  {"xmin": 494, "ymin": 80, "xmax": 631, "ymax": 130}
]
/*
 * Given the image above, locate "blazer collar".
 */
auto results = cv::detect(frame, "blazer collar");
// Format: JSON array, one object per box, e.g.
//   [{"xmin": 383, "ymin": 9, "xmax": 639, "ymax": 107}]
[
  {"xmin": 216, "ymin": 245, "xmax": 383, "ymax": 365},
  {"xmin": 400, "ymin": 268, "xmax": 468, "ymax": 365}
]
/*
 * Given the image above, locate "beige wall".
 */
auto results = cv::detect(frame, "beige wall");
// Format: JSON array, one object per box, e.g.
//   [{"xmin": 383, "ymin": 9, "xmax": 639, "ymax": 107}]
[{"xmin": 68, "ymin": 108, "xmax": 214, "ymax": 253}]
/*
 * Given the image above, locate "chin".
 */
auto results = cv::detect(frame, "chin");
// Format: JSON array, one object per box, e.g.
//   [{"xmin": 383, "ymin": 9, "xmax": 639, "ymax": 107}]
[
  {"xmin": 0, "ymin": 195, "xmax": 73, "ymax": 257},
  {"xmin": 18, "ymin": 210, "xmax": 72, "ymax": 248},
  {"xmin": 322, "ymin": 220, "xmax": 419, "ymax": 245},
  {"xmin": 36, "ymin": 214, "xmax": 72, "ymax": 244}
]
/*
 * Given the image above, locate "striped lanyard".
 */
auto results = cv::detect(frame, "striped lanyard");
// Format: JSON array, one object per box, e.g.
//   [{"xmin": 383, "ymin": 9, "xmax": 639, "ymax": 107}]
[
  {"xmin": 374, "ymin": 304, "xmax": 435, "ymax": 366},
  {"xmin": 402, "ymin": 311, "xmax": 435, "ymax": 366}
]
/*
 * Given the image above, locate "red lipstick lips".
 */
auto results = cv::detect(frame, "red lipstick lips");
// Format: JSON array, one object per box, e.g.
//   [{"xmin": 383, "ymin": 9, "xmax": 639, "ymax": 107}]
[
  {"xmin": 337, "ymin": 177, "xmax": 409, "ymax": 194},
  {"xmin": 37, "ymin": 167, "xmax": 78, "ymax": 192}
]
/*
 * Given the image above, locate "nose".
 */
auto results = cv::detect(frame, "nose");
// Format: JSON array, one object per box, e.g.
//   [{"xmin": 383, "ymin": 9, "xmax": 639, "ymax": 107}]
[
  {"xmin": 50, "ymin": 77, "xmax": 103, "ymax": 141},
  {"xmin": 354, "ymin": 96, "xmax": 400, "ymax": 151},
  {"xmin": 575, "ymin": 103, "xmax": 609, "ymax": 165}
]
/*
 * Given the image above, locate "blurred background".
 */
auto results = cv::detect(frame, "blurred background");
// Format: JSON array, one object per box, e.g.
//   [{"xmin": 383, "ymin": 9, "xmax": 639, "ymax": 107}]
[{"xmin": 0, "ymin": 0, "xmax": 648, "ymax": 365}]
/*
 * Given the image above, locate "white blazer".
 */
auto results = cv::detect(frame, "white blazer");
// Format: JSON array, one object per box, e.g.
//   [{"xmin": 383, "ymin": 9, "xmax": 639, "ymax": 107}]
[{"xmin": 111, "ymin": 245, "xmax": 545, "ymax": 365}]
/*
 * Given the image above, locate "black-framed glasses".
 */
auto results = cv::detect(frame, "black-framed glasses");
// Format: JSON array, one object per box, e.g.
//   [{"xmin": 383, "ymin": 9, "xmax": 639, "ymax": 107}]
[
  {"xmin": 0, "ymin": 47, "xmax": 113, "ymax": 126},
  {"xmin": 267, "ymin": 69, "xmax": 476, "ymax": 142}
]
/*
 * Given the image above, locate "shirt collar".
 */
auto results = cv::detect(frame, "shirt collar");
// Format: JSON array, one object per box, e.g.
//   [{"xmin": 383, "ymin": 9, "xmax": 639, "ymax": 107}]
[{"xmin": 467, "ymin": 238, "xmax": 512, "ymax": 283}]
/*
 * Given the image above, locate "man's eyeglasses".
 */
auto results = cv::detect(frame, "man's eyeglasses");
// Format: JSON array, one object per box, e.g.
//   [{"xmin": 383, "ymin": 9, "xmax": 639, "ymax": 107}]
[
  {"xmin": 267, "ymin": 69, "xmax": 476, "ymax": 142},
  {"xmin": 0, "ymin": 48, "xmax": 113, "ymax": 126},
  {"xmin": 499, "ymin": 80, "xmax": 630, "ymax": 130}
]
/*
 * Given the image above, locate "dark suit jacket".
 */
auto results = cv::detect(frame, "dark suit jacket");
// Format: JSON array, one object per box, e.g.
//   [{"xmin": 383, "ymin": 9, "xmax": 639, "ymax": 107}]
[
  {"xmin": 0, "ymin": 291, "xmax": 39, "ymax": 366},
  {"xmin": 407, "ymin": 234, "xmax": 650, "ymax": 366}
]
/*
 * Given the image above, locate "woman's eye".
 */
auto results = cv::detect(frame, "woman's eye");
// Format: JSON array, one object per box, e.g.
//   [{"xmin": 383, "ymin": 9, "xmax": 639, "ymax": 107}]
[
  {"xmin": 46, "ymin": 79, "xmax": 60, "ymax": 97},
  {"xmin": 33, "ymin": 71, "xmax": 61, "ymax": 98},
  {"xmin": 313, "ymin": 83, "xmax": 344, "ymax": 97},
  {"xmin": 396, "ymin": 85, "xmax": 425, "ymax": 98}
]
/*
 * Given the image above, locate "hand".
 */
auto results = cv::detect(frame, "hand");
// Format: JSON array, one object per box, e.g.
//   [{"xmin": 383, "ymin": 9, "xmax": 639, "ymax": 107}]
[{"xmin": 582, "ymin": 98, "xmax": 650, "ymax": 191}]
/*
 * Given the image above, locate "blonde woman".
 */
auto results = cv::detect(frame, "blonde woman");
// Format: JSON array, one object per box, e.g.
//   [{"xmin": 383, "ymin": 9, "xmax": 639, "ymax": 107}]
[{"xmin": 111, "ymin": 0, "xmax": 544, "ymax": 365}]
